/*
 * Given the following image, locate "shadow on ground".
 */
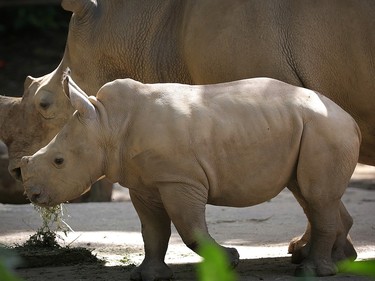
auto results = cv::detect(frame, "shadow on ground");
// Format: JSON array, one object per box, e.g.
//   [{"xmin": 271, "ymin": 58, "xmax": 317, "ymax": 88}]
[{"xmin": 15, "ymin": 257, "xmax": 375, "ymax": 281}]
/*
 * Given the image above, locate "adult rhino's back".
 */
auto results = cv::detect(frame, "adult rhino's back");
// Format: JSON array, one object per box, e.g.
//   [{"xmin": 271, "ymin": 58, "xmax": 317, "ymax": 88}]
[
  {"xmin": 180, "ymin": 0, "xmax": 374, "ymax": 164},
  {"xmin": 183, "ymin": 0, "xmax": 375, "ymax": 86}
]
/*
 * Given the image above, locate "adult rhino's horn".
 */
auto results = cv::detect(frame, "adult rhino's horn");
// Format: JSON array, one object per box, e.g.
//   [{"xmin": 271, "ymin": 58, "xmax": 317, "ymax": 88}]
[{"xmin": 61, "ymin": 0, "xmax": 97, "ymax": 17}]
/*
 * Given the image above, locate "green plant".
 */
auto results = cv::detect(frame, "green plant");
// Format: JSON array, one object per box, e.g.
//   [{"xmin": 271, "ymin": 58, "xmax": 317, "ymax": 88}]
[
  {"xmin": 0, "ymin": 247, "xmax": 23, "ymax": 281},
  {"xmin": 338, "ymin": 259, "xmax": 375, "ymax": 278},
  {"xmin": 196, "ymin": 238, "xmax": 237, "ymax": 281},
  {"xmin": 0, "ymin": 262, "xmax": 22, "ymax": 281}
]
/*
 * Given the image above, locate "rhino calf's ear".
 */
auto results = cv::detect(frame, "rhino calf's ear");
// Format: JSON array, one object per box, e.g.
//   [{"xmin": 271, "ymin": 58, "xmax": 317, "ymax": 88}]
[
  {"xmin": 62, "ymin": 67, "xmax": 72, "ymax": 99},
  {"xmin": 62, "ymin": 74, "xmax": 96, "ymax": 120}
]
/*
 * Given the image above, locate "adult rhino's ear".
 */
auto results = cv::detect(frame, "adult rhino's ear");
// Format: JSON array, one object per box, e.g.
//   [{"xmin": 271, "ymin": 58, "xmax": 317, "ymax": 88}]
[
  {"xmin": 61, "ymin": 0, "xmax": 97, "ymax": 17},
  {"xmin": 25, "ymin": 75, "xmax": 57, "ymax": 119},
  {"xmin": 62, "ymin": 70, "xmax": 96, "ymax": 120},
  {"xmin": 24, "ymin": 76, "xmax": 35, "ymax": 89}
]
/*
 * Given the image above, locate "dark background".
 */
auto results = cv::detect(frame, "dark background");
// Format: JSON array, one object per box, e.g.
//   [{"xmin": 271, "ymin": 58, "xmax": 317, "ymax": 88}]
[{"xmin": 0, "ymin": 4, "xmax": 71, "ymax": 97}]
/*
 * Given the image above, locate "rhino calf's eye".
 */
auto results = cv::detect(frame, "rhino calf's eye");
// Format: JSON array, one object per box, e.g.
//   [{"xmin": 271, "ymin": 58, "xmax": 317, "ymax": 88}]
[{"xmin": 54, "ymin": 158, "xmax": 64, "ymax": 165}]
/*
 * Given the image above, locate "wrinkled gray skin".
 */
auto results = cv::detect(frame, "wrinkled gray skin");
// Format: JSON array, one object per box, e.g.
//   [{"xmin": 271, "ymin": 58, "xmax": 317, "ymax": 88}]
[
  {"xmin": 0, "ymin": 0, "xmax": 372, "ymax": 271},
  {"xmin": 21, "ymin": 75, "xmax": 361, "ymax": 279}
]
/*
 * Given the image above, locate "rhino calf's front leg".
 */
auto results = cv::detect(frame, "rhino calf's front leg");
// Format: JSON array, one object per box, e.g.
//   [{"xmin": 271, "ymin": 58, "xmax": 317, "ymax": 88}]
[
  {"xmin": 129, "ymin": 190, "xmax": 174, "ymax": 281},
  {"xmin": 159, "ymin": 183, "xmax": 240, "ymax": 268}
]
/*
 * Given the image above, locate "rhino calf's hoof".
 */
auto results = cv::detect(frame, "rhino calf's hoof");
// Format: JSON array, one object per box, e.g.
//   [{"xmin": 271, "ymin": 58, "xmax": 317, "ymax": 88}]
[
  {"xmin": 288, "ymin": 235, "xmax": 308, "ymax": 256},
  {"xmin": 294, "ymin": 260, "xmax": 337, "ymax": 277},
  {"xmin": 291, "ymin": 243, "xmax": 310, "ymax": 264},
  {"xmin": 130, "ymin": 261, "xmax": 173, "ymax": 281},
  {"xmin": 224, "ymin": 247, "xmax": 240, "ymax": 268}
]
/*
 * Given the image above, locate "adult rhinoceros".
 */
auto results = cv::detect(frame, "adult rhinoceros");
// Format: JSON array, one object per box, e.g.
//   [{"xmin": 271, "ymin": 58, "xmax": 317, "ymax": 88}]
[{"xmin": 0, "ymin": 0, "xmax": 371, "ymax": 265}]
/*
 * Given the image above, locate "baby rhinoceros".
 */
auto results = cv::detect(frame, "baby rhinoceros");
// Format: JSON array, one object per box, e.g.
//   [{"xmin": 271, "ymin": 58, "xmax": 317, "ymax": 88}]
[{"xmin": 21, "ymin": 73, "xmax": 361, "ymax": 280}]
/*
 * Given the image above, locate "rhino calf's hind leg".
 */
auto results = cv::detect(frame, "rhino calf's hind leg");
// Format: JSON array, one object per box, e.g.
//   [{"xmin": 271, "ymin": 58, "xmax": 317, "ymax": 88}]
[
  {"xmin": 294, "ymin": 124, "xmax": 358, "ymax": 276},
  {"xmin": 129, "ymin": 190, "xmax": 173, "ymax": 281},
  {"xmin": 287, "ymin": 181, "xmax": 311, "ymax": 262},
  {"xmin": 297, "ymin": 201, "xmax": 342, "ymax": 276},
  {"xmin": 331, "ymin": 201, "xmax": 356, "ymax": 263},
  {"xmin": 287, "ymin": 199, "xmax": 356, "ymax": 264},
  {"xmin": 159, "ymin": 183, "xmax": 240, "ymax": 268}
]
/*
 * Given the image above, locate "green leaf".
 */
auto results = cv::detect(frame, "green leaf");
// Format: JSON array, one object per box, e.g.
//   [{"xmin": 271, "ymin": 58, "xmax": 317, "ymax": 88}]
[
  {"xmin": 0, "ymin": 261, "xmax": 23, "ymax": 281},
  {"xmin": 196, "ymin": 239, "xmax": 237, "ymax": 281},
  {"xmin": 337, "ymin": 259, "xmax": 375, "ymax": 278}
]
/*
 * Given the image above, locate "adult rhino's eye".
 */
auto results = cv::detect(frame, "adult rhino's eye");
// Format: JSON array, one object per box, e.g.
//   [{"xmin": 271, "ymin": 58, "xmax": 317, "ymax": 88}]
[
  {"xmin": 54, "ymin": 157, "xmax": 64, "ymax": 166},
  {"xmin": 39, "ymin": 101, "xmax": 50, "ymax": 110}
]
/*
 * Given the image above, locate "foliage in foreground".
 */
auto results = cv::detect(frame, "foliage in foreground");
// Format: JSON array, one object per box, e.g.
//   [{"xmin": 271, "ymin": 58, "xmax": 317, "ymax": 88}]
[
  {"xmin": 194, "ymin": 236, "xmax": 375, "ymax": 281},
  {"xmin": 196, "ymin": 238, "xmax": 237, "ymax": 281},
  {"xmin": 0, "ymin": 247, "xmax": 23, "ymax": 281},
  {"xmin": 338, "ymin": 259, "xmax": 375, "ymax": 278}
]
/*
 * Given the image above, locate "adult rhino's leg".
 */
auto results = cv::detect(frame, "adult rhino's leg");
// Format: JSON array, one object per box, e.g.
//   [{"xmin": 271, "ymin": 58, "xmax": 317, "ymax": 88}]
[
  {"xmin": 158, "ymin": 183, "xmax": 240, "ymax": 268},
  {"xmin": 129, "ymin": 190, "xmax": 173, "ymax": 281}
]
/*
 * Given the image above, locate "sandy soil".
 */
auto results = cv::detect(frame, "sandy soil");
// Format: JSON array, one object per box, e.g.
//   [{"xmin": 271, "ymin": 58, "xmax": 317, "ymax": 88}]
[{"xmin": 0, "ymin": 165, "xmax": 374, "ymax": 281}]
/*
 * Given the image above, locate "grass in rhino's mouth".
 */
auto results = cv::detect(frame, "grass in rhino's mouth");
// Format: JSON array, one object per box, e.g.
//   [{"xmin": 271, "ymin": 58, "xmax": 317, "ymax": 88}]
[
  {"xmin": 13, "ymin": 204, "xmax": 103, "ymax": 268},
  {"xmin": 32, "ymin": 204, "xmax": 72, "ymax": 236}
]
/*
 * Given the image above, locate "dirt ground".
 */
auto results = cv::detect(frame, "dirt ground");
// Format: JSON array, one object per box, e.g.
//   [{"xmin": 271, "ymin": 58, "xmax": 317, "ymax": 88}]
[{"xmin": 0, "ymin": 165, "xmax": 374, "ymax": 281}]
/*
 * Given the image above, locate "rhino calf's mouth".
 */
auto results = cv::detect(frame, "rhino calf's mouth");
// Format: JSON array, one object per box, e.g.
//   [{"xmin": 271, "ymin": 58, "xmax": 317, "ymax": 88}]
[{"xmin": 24, "ymin": 185, "xmax": 51, "ymax": 206}]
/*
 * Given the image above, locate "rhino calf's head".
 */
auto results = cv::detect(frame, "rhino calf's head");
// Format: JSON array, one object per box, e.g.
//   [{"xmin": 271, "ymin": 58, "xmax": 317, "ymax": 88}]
[{"xmin": 20, "ymin": 73, "xmax": 106, "ymax": 206}]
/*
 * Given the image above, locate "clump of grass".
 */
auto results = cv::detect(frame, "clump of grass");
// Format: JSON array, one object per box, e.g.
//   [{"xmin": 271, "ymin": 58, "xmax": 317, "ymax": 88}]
[
  {"xmin": 13, "ymin": 204, "xmax": 104, "ymax": 268},
  {"xmin": 23, "ymin": 228, "xmax": 60, "ymax": 249},
  {"xmin": 23, "ymin": 204, "xmax": 72, "ymax": 248}
]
